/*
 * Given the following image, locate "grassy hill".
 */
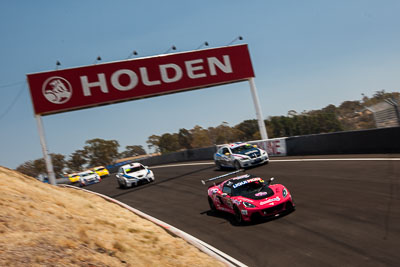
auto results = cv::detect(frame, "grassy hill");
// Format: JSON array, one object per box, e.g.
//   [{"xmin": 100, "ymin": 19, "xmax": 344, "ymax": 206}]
[{"xmin": 0, "ymin": 166, "xmax": 225, "ymax": 266}]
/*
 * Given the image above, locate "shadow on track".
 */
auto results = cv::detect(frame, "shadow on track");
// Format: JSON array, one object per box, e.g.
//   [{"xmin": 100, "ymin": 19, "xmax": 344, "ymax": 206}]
[
  {"xmin": 110, "ymin": 165, "xmax": 216, "ymax": 198},
  {"xmin": 200, "ymin": 208, "xmax": 296, "ymax": 227}
]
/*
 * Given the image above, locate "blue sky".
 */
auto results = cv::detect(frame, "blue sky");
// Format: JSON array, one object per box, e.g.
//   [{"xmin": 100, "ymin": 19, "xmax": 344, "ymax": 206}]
[{"xmin": 1, "ymin": 0, "xmax": 399, "ymax": 169}]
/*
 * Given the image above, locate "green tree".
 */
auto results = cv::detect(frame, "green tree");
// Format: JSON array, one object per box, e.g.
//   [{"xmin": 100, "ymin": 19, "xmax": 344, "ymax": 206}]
[
  {"xmin": 33, "ymin": 158, "xmax": 46, "ymax": 175},
  {"xmin": 16, "ymin": 153, "xmax": 66, "ymax": 178},
  {"xmin": 15, "ymin": 160, "xmax": 37, "ymax": 177},
  {"xmin": 235, "ymin": 119, "xmax": 259, "ymax": 141},
  {"xmin": 158, "ymin": 133, "xmax": 180, "ymax": 153},
  {"xmin": 190, "ymin": 125, "xmax": 212, "ymax": 148},
  {"xmin": 67, "ymin": 149, "xmax": 87, "ymax": 172},
  {"xmin": 120, "ymin": 145, "xmax": 146, "ymax": 158},
  {"xmin": 51, "ymin": 153, "xmax": 66, "ymax": 177},
  {"xmin": 83, "ymin": 138, "xmax": 119, "ymax": 166},
  {"xmin": 208, "ymin": 122, "xmax": 243, "ymax": 144},
  {"xmin": 146, "ymin": 135, "xmax": 161, "ymax": 152},
  {"xmin": 178, "ymin": 128, "xmax": 193, "ymax": 150}
]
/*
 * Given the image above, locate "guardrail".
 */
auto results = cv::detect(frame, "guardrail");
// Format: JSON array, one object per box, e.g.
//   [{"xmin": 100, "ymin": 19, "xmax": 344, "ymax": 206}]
[{"xmin": 106, "ymin": 126, "xmax": 400, "ymax": 170}]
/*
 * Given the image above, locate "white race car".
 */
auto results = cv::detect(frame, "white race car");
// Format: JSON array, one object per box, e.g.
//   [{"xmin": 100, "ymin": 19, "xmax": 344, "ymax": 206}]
[
  {"xmin": 77, "ymin": 170, "xmax": 101, "ymax": 187},
  {"xmin": 116, "ymin": 163, "xmax": 155, "ymax": 188},
  {"xmin": 214, "ymin": 142, "xmax": 269, "ymax": 170}
]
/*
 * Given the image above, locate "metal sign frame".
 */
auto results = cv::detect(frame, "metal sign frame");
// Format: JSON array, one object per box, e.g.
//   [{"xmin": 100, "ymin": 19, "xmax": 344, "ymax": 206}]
[{"xmin": 27, "ymin": 45, "xmax": 268, "ymax": 185}]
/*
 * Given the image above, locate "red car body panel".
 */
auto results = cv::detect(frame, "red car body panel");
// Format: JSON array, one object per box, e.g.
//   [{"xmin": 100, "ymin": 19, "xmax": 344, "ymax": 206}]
[{"xmin": 207, "ymin": 174, "xmax": 295, "ymax": 222}]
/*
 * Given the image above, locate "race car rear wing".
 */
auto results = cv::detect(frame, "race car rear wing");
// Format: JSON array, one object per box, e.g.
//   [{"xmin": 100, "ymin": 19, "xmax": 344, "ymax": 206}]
[{"xmin": 201, "ymin": 169, "xmax": 244, "ymax": 185}]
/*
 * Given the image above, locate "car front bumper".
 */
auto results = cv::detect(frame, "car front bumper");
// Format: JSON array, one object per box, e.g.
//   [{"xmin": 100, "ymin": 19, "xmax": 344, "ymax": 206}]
[
  {"xmin": 125, "ymin": 176, "xmax": 154, "ymax": 187},
  {"xmin": 239, "ymin": 156, "xmax": 269, "ymax": 168},
  {"xmin": 240, "ymin": 199, "xmax": 294, "ymax": 222},
  {"xmin": 80, "ymin": 178, "xmax": 101, "ymax": 186}
]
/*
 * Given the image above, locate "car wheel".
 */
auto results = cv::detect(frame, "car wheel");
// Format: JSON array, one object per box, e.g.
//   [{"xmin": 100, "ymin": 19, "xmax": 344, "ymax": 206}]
[
  {"xmin": 215, "ymin": 161, "xmax": 223, "ymax": 170},
  {"xmin": 208, "ymin": 197, "xmax": 217, "ymax": 212},
  {"xmin": 233, "ymin": 205, "xmax": 243, "ymax": 224},
  {"xmin": 287, "ymin": 199, "xmax": 296, "ymax": 212},
  {"xmin": 117, "ymin": 180, "xmax": 125, "ymax": 189},
  {"xmin": 234, "ymin": 161, "xmax": 241, "ymax": 170}
]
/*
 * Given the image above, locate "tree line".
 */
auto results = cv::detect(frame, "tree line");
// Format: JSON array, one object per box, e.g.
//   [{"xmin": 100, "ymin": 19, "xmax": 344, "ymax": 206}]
[
  {"xmin": 16, "ymin": 139, "xmax": 146, "ymax": 178},
  {"xmin": 16, "ymin": 90, "xmax": 398, "ymax": 178}
]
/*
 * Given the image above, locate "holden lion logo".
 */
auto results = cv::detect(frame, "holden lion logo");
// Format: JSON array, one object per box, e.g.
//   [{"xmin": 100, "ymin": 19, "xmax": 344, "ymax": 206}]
[{"xmin": 42, "ymin": 77, "xmax": 72, "ymax": 104}]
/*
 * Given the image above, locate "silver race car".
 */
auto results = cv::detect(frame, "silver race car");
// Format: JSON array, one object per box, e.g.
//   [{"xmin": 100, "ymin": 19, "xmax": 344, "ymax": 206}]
[
  {"xmin": 116, "ymin": 162, "xmax": 155, "ymax": 188},
  {"xmin": 214, "ymin": 142, "xmax": 269, "ymax": 170}
]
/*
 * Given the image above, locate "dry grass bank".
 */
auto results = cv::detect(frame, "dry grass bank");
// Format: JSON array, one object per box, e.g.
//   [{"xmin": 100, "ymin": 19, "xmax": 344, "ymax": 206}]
[{"xmin": 0, "ymin": 166, "xmax": 225, "ymax": 266}]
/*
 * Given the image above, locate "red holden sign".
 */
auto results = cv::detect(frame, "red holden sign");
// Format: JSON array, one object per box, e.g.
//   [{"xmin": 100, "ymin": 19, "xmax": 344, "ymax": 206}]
[{"xmin": 27, "ymin": 44, "xmax": 255, "ymax": 115}]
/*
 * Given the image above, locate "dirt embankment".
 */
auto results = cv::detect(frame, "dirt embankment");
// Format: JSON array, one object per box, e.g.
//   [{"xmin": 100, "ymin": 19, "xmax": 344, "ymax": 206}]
[{"xmin": 0, "ymin": 166, "xmax": 225, "ymax": 266}]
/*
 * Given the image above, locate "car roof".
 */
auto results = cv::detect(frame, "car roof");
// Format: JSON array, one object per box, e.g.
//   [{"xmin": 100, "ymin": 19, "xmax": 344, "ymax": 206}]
[
  {"xmin": 223, "ymin": 174, "xmax": 263, "ymax": 188},
  {"xmin": 121, "ymin": 162, "xmax": 142, "ymax": 169},
  {"xmin": 221, "ymin": 142, "xmax": 250, "ymax": 149},
  {"xmin": 78, "ymin": 170, "xmax": 94, "ymax": 174}
]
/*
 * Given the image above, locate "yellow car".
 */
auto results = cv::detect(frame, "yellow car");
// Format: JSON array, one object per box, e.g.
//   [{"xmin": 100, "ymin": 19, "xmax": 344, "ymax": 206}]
[
  {"xmin": 92, "ymin": 166, "xmax": 110, "ymax": 178},
  {"xmin": 67, "ymin": 173, "xmax": 80, "ymax": 183}
]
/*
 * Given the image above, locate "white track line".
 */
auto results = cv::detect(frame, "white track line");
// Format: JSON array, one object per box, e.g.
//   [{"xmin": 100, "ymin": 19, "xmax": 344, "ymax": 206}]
[
  {"xmin": 150, "ymin": 157, "xmax": 400, "ymax": 169},
  {"xmin": 271, "ymin": 158, "xmax": 400, "ymax": 162},
  {"xmin": 60, "ymin": 184, "xmax": 247, "ymax": 267}
]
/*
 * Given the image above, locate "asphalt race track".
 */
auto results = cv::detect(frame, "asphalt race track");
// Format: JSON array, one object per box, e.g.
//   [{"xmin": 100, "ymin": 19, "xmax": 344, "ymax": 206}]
[{"xmin": 85, "ymin": 155, "xmax": 400, "ymax": 267}]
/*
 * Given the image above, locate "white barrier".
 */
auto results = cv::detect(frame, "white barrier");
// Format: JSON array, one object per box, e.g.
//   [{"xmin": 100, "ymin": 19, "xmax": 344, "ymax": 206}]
[
  {"xmin": 248, "ymin": 138, "xmax": 287, "ymax": 157},
  {"xmin": 59, "ymin": 184, "xmax": 248, "ymax": 267}
]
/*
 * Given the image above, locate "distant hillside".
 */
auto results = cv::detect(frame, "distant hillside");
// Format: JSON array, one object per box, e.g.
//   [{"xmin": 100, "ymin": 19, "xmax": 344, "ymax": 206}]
[
  {"xmin": 310, "ymin": 90, "xmax": 399, "ymax": 131},
  {"xmin": 15, "ymin": 90, "xmax": 400, "ymax": 176}
]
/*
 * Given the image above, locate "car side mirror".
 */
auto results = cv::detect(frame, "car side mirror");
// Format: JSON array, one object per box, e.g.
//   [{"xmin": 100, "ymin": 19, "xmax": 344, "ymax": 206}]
[{"xmin": 268, "ymin": 177, "xmax": 275, "ymax": 185}]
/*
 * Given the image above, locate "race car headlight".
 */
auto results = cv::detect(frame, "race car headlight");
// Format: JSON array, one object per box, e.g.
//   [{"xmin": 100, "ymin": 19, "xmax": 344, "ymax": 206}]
[
  {"xmin": 283, "ymin": 188, "xmax": 288, "ymax": 198},
  {"xmin": 243, "ymin": 202, "xmax": 256, "ymax": 208}
]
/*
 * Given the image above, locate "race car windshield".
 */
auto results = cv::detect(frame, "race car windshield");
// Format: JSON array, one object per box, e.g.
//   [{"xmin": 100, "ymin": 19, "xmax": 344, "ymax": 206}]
[
  {"xmin": 232, "ymin": 181, "xmax": 264, "ymax": 196},
  {"xmin": 125, "ymin": 166, "xmax": 145, "ymax": 173},
  {"xmin": 231, "ymin": 145, "xmax": 256, "ymax": 154}
]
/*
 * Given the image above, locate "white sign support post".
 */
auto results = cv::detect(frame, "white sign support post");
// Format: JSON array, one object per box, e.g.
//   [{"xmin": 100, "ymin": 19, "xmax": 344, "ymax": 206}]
[
  {"xmin": 248, "ymin": 77, "xmax": 268, "ymax": 140},
  {"xmin": 35, "ymin": 115, "xmax": 57, "ymax": 185}
]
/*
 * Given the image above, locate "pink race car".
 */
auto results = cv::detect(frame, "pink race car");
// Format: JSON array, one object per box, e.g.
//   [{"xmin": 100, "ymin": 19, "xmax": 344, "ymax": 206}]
[{"xmin": 202, "ymin": 170, "xmax": 295, "ymax": 224}]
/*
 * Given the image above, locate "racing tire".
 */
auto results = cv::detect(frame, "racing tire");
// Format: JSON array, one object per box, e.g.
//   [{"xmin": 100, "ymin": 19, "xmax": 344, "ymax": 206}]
[
  {"xmin": 117, "ymin": 180, "xmax": 125, "ymax": 189},
  {"xmin": 233, "ymin": 161, "xmax": 241, "ymax": 170},
  {"xmin": 208, "ymin": 197, "xmax": 217, "ymax": 212},
  {"xmin": 287, "ymin": 199, "xmax": 296, "ymax": 212},
  {"xmin": 233, "ymin": 205, "xmax": 243, "ymax": 224},
  {"xmin": 215, "ymin": 161, "xmax": 223, "ymax": 170}
]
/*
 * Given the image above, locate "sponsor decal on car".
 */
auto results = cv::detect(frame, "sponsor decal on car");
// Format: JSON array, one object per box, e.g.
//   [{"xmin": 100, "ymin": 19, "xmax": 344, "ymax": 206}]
[
  {"xmin": 260, "ymin": 196, "xmax": 281, "ymax": 205},
  {"xmin": 210, "ymin": 188, "xmax": 219, "ymax": 194},
  {"xmin": 244, "ymin": 150, "xmax": 258, "ymax": 155},
  {"xmin": 233, "ymin": 154, "xmax": 248, "ymax": 159},
  {"xmin": 232, "ymin": 177, "xmax": 263, "ymax": 188},
  {"xmin": 232, "ymin": 199, "xmax": 241, "ymax": 205},
  {"xmin": 255, "ymin": 192, "xmax": 268, "ymax": 197},
  {"xmin": 231, "ymin": 174, "xmax": 250, "ymax": 180}
]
